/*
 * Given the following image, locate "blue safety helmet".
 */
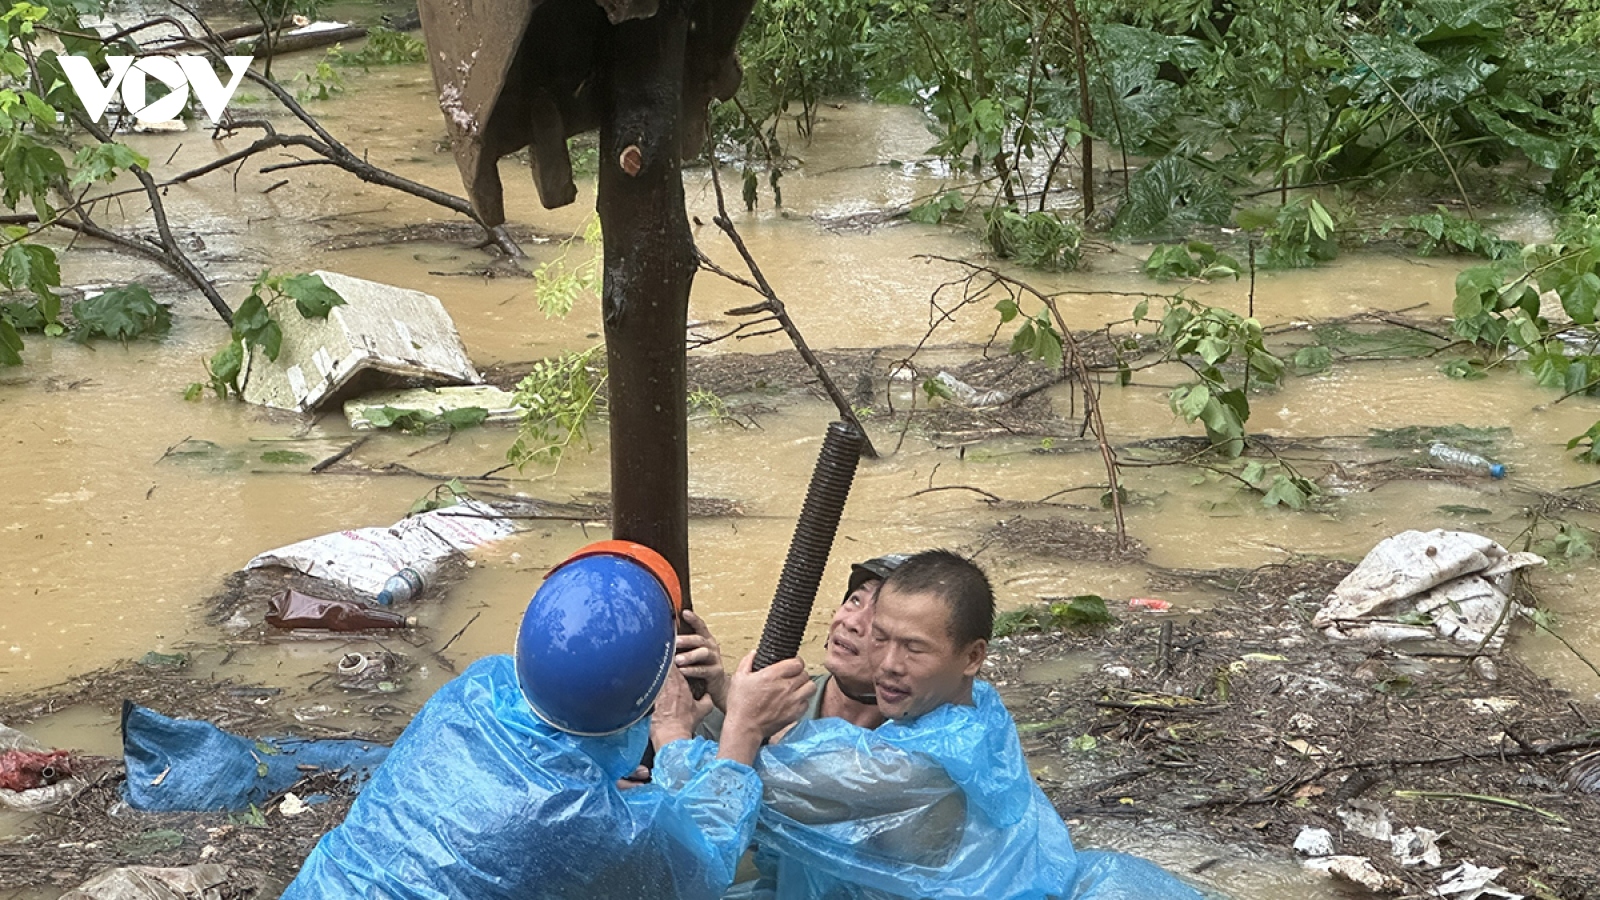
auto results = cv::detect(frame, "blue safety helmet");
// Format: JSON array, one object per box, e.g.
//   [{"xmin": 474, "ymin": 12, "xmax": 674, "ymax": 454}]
[{"xmin": 514, "ymin": 540, "xmax": 683, "ymax": 736}]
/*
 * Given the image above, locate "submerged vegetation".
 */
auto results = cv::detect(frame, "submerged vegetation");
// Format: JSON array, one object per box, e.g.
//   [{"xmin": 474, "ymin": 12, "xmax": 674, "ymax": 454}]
[
  {"xmin": 730, "ymin": 0, "xmax": 1600, "ymax": 228},
  {"xmin": 721, "ymin": 0, "xmax": 1600, "ymax": 463}
]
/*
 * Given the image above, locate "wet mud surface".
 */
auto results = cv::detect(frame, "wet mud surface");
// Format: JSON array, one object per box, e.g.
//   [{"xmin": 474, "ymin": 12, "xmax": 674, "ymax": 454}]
[
  {"xmin": 5, "ymin": 555, "xmax": 1598, "ymax": 896},
  {"xmin": 990, "ymin": 558, "xmax": 1600, "ymax": 899}
]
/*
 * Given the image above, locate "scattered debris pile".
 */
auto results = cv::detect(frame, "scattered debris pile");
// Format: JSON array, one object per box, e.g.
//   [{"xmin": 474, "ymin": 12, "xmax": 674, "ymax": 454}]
[{"xmin": 989, "ymin": 556, "xmax": 1600, "ymax": 899}]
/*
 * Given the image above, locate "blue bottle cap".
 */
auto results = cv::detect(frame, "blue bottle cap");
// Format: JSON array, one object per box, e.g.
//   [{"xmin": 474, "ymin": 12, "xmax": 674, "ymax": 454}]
[{"xmin": 1489, "ymin": 463, "xmax": 1506, "ymax": 479}]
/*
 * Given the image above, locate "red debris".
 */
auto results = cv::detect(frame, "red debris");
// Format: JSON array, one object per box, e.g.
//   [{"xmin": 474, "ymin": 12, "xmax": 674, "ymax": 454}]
[
  {"xmin": 0, "ymin": 748, "xmax": 73, "ymax": 793},
  {"xmin": 1128, "ymin": 597, "xmax": 1172, "ymax": 612}
]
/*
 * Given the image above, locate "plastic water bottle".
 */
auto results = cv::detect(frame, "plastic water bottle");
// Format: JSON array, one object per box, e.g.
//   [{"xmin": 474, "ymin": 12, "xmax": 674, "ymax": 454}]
[
  {"xmin": 375, "ymin": 567, "xmax": 426, "ymax": 605},
  {"xmin": 1428, "ymin": 442, "xmax": 1506, "ymax": 479}
]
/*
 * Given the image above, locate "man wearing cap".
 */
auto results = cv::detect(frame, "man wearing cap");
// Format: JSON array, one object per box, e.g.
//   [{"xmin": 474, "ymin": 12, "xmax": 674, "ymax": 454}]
[
  {"xmin": 680, "ymin": 554, "xmax": 906, "ymax": 740},
  {"xmin": 281, "ymin": 540, "xmax": 816, "ymax": 900},
  {"xmin": 751, "ymin": 549, "xmax": 1205, "ymax": 899}
]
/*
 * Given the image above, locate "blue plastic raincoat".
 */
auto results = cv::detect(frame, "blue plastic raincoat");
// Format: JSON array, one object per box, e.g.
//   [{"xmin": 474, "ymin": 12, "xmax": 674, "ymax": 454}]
[
  {"xmin": 751, "ymin": 680, "xmax": 1204, "ymax": 900},
  {"xmin": 282, "ymin": 655, "xmax": 761, "ymax": 900}
]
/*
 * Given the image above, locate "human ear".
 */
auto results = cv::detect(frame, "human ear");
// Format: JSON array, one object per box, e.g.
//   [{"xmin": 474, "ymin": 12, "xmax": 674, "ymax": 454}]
[{"xmin": 961, "ymin": 639, "xmax": 987, "ymax": 677}]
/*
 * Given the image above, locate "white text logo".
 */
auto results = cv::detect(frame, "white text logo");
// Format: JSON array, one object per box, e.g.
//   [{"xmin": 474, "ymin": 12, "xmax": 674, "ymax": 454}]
[{"xmin": 59, "ymin": 56, "xmax": 252, "ymax": 124}]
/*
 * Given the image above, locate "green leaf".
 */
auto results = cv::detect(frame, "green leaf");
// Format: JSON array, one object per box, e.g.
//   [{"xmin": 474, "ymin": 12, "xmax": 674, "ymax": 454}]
[
  {"xmin": 1440, "ymin": 358, "xmax": 1487, "ymax": 380},
  {"xmin": 1174, "ymin": 383, "xmax": 1211, "ymax": 421},
  {"xmin": 1508, "ymin": 311, "xmax": 1544, "ymax": 349},
  {"xmin": 1292, "ymin": 345, "xmax": 1333, "ymax": 373},
  {"xmin": 367, "ymin": 406, "xmax": 436, "ymax": 434},
  {"xmin": 233, "ymin": 293, "xmax": 272, "ymax": 336},
  {"xmin": 1307, "ymin": 199, "xmax": 1335, "ymax": 240},
  {"xmin": 995, "ymin": 296, "xmax": 1020, "ymax": 324},
  {"xmin": 70, "ymin": 141, "xmax": 148, "ymax": 186},
  {"xmin": 440, "ymin": 406, "xmax": 489, "ymax": 430},
  {"xmin": 1050, "ymin": 594, "xmax": 1115, "ymax": 627},
  {"xmin": 277, "ymin": 274, "xmax": 345, "ymax": 319},
  {"xmin": 0, "ymin": 241, "xmax": 60, "ymax": 303},
  {"xmin": 256, "ymin": 319, "xmax": 282, "ymax": 361},
  {"xmin": 1234, "ymin": 206, "xmax": 1279, "ymax": 231},
  {"xmin": 1132, "ymin": 299, "xmax": 1149, "ymax": 323},
  {"xmin": 231, "ymin": 293, "xmax": 283, "ymax": 360},
  {"xmin": 0, "ymin": 136, "xmax": 67, "ymax": 216},
  {"xmin": 208, "ymin": 340, "xmax": 244, "ymax": 393},
  {"xmin": 0, "ymin": 316, "xmax": 22, "ymax": 365},
  {"xmin": 183, "ymin": 382, "xmax": 203, "ymax": 401},
  {"xmin": 1196, "ymin": 335, "xmax": 1230, "ymax": 365},
  {"xmin": 1031, "ymin": 317, "xmax": 1064, "ymax": 369},
  {"xmin": 1240, "ymin": 460, "xmax": 1266, "ymax": 484},
  {"xmin": 71, "ymin": 285, "xmax": 171, "ymax": 343},
  {"xmin": 1262, "ymin": 474, "xmax": 1310, "ymax": 509},
  {"xmin": 1562, "ymin": 272, "xmax": 1600, "ymax": 325}
]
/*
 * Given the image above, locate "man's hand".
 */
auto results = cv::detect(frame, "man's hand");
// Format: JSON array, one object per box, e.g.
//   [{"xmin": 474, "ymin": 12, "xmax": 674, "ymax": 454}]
[
  {"xmin": 650, "ymin": 664, "xmax": 712, "ymax": 749},
  {"xmin": 615, "ymin": 765, "xmax": 651, "ymax": 791},
  {"xmin": 717, "ymin": 651, "xmax": 815, "ymax": 766},
  {"xmin": 674, "ymin": 610, "xmax": 729, "ymax": 710}
]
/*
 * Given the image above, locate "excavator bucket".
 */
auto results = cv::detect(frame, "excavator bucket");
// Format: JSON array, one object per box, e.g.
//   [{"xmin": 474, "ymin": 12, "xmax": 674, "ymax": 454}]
[{"xmin": 417, "ymin": 0, "xmax": 755, "ymax": 226}]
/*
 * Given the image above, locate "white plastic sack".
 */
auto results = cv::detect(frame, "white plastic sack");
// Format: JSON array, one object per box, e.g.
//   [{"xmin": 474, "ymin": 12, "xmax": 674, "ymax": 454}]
[
  {"xmin": 60, "ymin": 864, "xmax": 265, "ymax": 900},
  {"xmin": 1313, "ymin": 530, "xmax": 1543, "ymax": 650},
  {"xmin": 245, "ymin": 500, "xmax": 514, "ymax": 597}
]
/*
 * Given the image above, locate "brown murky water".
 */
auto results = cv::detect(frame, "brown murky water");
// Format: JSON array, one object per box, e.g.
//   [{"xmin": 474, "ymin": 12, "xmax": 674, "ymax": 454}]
[{"xmin": 3, "ymin": 44, "xmax": 1598, "ymax": 899}]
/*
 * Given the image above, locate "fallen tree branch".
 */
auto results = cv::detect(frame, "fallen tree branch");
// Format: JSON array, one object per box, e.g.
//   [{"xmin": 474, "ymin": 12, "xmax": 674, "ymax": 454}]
[
  {"xmin": 701, "ymin": 164, "xmax": 877, "ymax": 457},
  {"xmin": 910, "ymin": 484, "xmax": 1006, "ymax": 503},
  {"xmin": 916, "ymin": 254, "xmax": 1128, "ymax": 549}
]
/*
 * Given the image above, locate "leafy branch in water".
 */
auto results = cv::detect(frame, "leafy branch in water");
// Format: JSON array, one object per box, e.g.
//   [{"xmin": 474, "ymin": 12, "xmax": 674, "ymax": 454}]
[
  {"xmin": 1143, "ymin": 296, "xmax": 1285, "ymax": 458},
  {"xmin": 193, "ymin": 272, "xmax": 346, "ymax": 400},
  {"xmin": 365, "ymin": 406, "xmax": 488, "ymax": 435},
  {"xmin": 1236, "ymin": 198, "xmax": 1339, "ymax": 269},
  {"xmin": 508, "ymin": 346, "xmax": 606, "ymax": 467},
  {"xmin": 994, "ymin": 595, "xmax": 1115, "ymax": 637},
  {"xmin": 1447, "ymin": 216, "xmax": 1600, "ymax": 459},
  {"xmin": 983, "ymin": 207, "xmax": 1083, "ymax": 270},
  {"xmin": 533, "ymin": 217, "xmax": 602, "ymax": 318},
  {"xmin": 1143, "ymin": 241, "xmax": 1241, "ymax": 281}
]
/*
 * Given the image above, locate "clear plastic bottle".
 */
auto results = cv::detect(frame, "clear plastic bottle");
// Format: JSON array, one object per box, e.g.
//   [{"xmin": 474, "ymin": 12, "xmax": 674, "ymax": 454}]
[
  {"xmin": 1428, "ymin": 442, "xmax": 1506, "ymax": 479},
  {"xmin": 375, "ymin": 567, "xmax": 427, "ymax": 605}
]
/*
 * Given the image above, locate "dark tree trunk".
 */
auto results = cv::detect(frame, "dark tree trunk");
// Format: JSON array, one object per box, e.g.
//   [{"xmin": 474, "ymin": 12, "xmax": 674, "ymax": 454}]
[{"xmin": 597, "ymin": 2, "xmax": 695, "ymax": 607}]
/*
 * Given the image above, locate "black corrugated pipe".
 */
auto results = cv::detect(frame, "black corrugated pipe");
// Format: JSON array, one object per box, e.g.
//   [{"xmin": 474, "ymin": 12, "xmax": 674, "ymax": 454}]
[{"xmin": 752, "ymin": 421, "xmax": 866, "ymax": 670}]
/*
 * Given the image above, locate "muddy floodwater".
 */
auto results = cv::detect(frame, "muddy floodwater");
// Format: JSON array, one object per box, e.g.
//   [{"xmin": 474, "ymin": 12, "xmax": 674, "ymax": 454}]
[{"xmin": 4, "ymin": 46, "xmax": 1600, "ymax": 900}]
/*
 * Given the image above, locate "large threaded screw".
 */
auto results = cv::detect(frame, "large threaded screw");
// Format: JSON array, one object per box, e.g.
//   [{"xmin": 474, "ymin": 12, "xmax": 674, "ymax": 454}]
[{"xmin": 753, "ymin": 421, "xmax": 866, "ymax": 670}]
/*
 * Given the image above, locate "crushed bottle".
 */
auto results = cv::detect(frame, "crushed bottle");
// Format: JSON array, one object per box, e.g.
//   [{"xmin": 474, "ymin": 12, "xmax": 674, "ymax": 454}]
[
  {"xmin": 266, "ymin": 590, "xmax": 416, "ymax": 631},
  {"xmin": 375, "ymin": 567, "xmax": 427, "ymax": 605}
]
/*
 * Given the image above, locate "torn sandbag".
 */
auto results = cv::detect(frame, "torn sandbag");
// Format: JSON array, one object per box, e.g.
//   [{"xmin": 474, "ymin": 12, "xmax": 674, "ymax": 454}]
[
  {"xmin": 122, "ymin": 703, "xmax": 388, "ymax": 812},
  {"xmin": 1313, "ymin": 530, "xmax": 1543, "ymax": 650},
  {"xmin": 240, "ymin": 270, "xmax": 480, "ymax": 413},
  {"xmin": 60, "ymin": 864, "xmax": 267, "ymax": 900},
  {"xmin": 245, "ymin": 499, "xmax": 514, "ymax": 598},
  {"xmin": 0, "ymin": 722, "xmax": 93, "ymax": 813}
]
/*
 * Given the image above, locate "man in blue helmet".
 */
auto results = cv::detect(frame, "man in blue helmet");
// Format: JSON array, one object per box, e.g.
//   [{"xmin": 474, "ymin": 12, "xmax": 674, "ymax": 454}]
[
  {"xmin": 750, "ymin": 549, "xmax": 1207, "ymax": 900},
  {"xmin": 281, "ymin": 539, "xmax": 816, "ymax": 900}
]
